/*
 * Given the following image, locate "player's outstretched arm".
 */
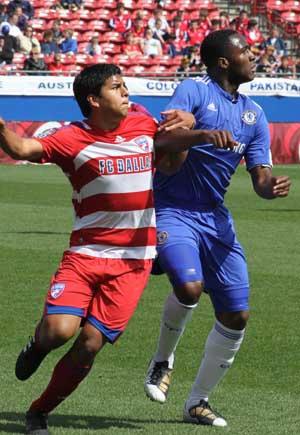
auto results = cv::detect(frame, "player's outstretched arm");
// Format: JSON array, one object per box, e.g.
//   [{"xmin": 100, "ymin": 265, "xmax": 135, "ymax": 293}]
[
  {"xmin": 154, "ymin": 127, "xmax": 238, "ymax": 153},
  {"xmin": 250, "ymin": 166, "xmax": 291, "ymax": 199},
  {"xmin": 0, "ymin": 118, "xmax": 43, "ymax": 161},
  {"xmin": 158, "ymin": 109, "xmax": 196, "ymax": 132}
]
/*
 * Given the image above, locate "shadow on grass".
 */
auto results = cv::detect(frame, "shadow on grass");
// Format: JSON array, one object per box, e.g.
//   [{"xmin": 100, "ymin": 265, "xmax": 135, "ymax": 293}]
[{"xmin": 0, "ymin": 412, "xmax": 180, "ymax": 433}]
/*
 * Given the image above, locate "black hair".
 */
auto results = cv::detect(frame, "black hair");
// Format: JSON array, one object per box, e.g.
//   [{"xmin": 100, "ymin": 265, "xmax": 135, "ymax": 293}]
[
  {"xmin": 73, "ymin": 63, "xmax": 122, "ymax": 117},
  {"xmin": 200, "ymin": 29, "xmax": 239, "ymax": 69}
]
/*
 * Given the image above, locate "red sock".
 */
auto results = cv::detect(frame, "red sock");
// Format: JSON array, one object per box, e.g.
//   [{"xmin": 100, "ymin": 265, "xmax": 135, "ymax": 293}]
[{"xmin": 29, "ymin": 352, "xmax": 93, "ymax": 414}]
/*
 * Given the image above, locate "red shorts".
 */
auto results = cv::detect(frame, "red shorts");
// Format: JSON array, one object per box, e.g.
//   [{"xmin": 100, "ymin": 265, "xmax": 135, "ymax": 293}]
[{"xmin": 45, "ymin": 251, "xmax": 152, "ymax": 343}]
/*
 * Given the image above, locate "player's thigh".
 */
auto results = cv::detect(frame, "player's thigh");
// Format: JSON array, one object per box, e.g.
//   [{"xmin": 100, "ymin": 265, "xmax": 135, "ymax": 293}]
[
  {"xmin": 44, "ymin": 251, "xmax": 96, "ymax": 319},
  {"xmin": 88, "ymin": 259, "xmax": 152, "ymax": 344},
  {"xmin": 156, "ymin": 210, "xmax": 202, "ymax": 287},
  {"xmin": 204, "ymin": 238, "xmax": 250, "ymax": 313}
]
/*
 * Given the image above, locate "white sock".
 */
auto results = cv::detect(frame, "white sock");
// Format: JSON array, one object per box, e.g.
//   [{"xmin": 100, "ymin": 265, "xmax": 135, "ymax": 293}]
[
  {"xmin": 154, "ymin": 292, "xmax": 197, "ymax": 369},
  {"xmin": 187, "ymin": 320, "xmax": 245, "ymax": 406}
]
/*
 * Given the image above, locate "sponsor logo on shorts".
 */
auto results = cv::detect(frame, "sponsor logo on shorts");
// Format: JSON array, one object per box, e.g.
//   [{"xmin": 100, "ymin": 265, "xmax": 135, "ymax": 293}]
[
  {"xmin": 157, "ymin": 231, "xmax": 168, "ymax": 245},
  {"xmin": 50, "ymin": 283, "xmax": 65, "ymax": 299},
  {"xmin": 241, "ymin": 110, "xmax": 257, "ymax": 125}
]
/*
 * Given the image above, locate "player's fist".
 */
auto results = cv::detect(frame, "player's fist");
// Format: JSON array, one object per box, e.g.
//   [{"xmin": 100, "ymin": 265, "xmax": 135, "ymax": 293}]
[
  {"xmin": 159, "ymin": 110, "xmax": 196, "ymax": 131},
  {"xmin": 272, "ymin": 176, "xmax": 291, "ymax": 197},
  {"xmin": 200, "ymin": 129, "xmax": 238, "ymax": 150}
]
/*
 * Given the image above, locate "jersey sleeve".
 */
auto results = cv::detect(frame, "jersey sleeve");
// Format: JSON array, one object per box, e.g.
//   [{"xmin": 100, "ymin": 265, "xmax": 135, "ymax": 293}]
[
  {"xmin": 164, "ymin": 79, "xmax": 202, "ymax": 113},
  {"xmin": 36, "ymin": 125, "xmax": 76, "ymax": 172},
  {"xmin": 244, "ymin": 110, "xmax": 272, "ymax": 170}
]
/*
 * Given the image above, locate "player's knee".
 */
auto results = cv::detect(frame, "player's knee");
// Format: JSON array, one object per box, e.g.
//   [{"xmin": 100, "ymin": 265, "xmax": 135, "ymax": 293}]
[
  {"xmin": 217, "ymin": 310, "xmax": 249, "ymax": 330},
  {"xmin": 39, "ymin": 315, "xmax": 79, "ymax": 349},
  {"xmin": 175, "ymin": 281, "xmax": 204, "ymax": 305}
]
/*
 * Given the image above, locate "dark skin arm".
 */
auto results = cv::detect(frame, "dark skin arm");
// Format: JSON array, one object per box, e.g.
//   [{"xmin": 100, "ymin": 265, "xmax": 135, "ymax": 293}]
[
  {"xmin": 155, "ymin": 125, "xmax": 238, "ymax": 175},
  {"xmin": 250, "ymin": 166, "xmax": 291, "ymax": 199}
]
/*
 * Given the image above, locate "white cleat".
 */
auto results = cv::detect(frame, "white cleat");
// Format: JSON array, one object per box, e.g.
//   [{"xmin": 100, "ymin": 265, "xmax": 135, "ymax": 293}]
[
  {"xmin": 183, "ymin": 400, "xmax": 228, "ymax": 427},
  {"xmin": 144, "ymin": 359, "xmax": 173, "ymax": 404}
]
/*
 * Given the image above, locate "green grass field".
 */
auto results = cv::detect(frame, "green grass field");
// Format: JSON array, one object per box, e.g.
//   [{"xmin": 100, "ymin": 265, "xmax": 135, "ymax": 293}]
[{"xmin": 0, "ymin": 164, "xmax": 300, "ymax": 435}]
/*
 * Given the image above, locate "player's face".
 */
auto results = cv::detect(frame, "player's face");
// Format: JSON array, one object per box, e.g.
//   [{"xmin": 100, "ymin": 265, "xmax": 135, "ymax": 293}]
[
  {"xmin": 98, "ymin": 75, "xmax": 129, "ymax": 118},
  {"xmin": 226, "ymin": 34, "xmax": 256, "ymax": 84}
]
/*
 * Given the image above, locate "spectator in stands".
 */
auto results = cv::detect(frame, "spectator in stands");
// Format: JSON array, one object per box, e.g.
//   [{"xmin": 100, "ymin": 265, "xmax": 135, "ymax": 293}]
[
  {"xmin": 208, "ymin": 19, "xmax": 221, "ymax": 34},
  {"xmin": 40, "ymin": 30, "xmax": 60, "ymax": 55},
  {"xmin": 142, "ymin": 28, "xmax": 162, "ymax": 57},
  {"xmin": 23, "ymin": 47, "xmax": 48, "ymax": 75},
  {"xmin": 256, "ymin": 53, "xmax": 274, "ymax": 76},
  {"xmin": 263, "ymin": 28, "xmax": 286, "ymax": 57},
  {"xmin": 187, "ymin": 20, "xmax": 205, "ymax": 47},
  {"xmin": 60, "ymin": 0, "xmax": 82, "ymax": 12},
  {"xmin": 109, "ymin": 2, "xmax": 132, "ymax": 34},
  {"xmin": 0, "ymin": 5, "xmax": 8, "ymax": 24},
  {"xmin": 243, "ymin": 19, "xmax": 264, "ymax": 47},
  {"xmin": 19, "ymin": 25, "xmax": 40, "ymax": 54},
  {"xmin": 276, "ymin": 55, "xmax": 295, "ymax": 78},
  {"xmin": 219, "ymin": 11, "xmax": 230, "ymax": 30},
  {"xmin": 131, "ymin": 17, "xmax": 145, "ymax": 45},
  {"xmin": 235, "ymin": 9, "xmax": 249, "ymax": 33},
  {"xmin": 188, "ymin": 44, "xmax": 204, "ymax": 73},
  {"xmin": 59, "ymin": 29, "xmax": 77, "ymax": 54},
  {"xmin": 0, "ymin": 24, "xmax": 19, "ymax": 64},
  {"xmin": 47, "ymin": 52, "xmax": 67, "ymax": 73},
  {"xmin": 152, "ymin": 18, "xmax": 168, "ymax": 46},
  {"xmin": 197, "ymin": 9, "xmax": 211, "ymax": 34},
  {"xmin": 264, "ymin": 45, "xmax": 278, "ymax": 67},
  {"xmin": 121, "ymin": 32, "xmax": 142, "ymax": 56},
  {"xmin": 85, "ymin": 34, "xmax": 102, "ymax": 56},
  {"xmin": 170, "ymin": 17, "xmax": 188, "ymax": 55},
  {"xmin": 51, "ymin": 19, "xmax": 63, "ymax": 44},
  {"xmin": 148, "ymin": 8, "xmax": 171, "ymax": 34},
  {"xmin": 0, "ymin": 13, "xmax": 23, "ymax": 39},
  {"xmin": 14, "ymin": 5, "xmax": 27, "ymax": 31},
  {"xmin": 171, "ymin": 10, "xmax": 189, "ymax": 32},
  {"xmin": 295, "ymin": 57, "xmax": 300, "ymax": 77},
  {"xmin": 176, "ymin": 56, "xmax": 191, "ymax": 78},
  {"xmin": 7, "ymin": 0, "xmax": 34, "ymax": 20}
]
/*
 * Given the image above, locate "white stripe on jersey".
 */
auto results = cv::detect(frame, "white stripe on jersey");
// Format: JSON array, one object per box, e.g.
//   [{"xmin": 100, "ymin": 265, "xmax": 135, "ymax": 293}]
[
  {"xmin": 73, "ymin": 208, "xmax": 156, "ymax": 231},
  {"xmin": 74, "ymin": 139, "xmax": 153, "ymax": 170},
  {"xmin": 68, "ymin": 244, "xmax": 156, "ymax": 259},
  {"xmin": 194, "ymin": 75, "xmax": 211, "ymax": 84},
  {"xmin": 74, "ymin": 171, "xmax": 153, "ymax": 201}
]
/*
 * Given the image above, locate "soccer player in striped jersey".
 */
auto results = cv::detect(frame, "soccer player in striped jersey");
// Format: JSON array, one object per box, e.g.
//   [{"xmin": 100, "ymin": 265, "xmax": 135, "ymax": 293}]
[
  {"xmin": 144, "ymin": 30, "xmax": 291, "ymax": 427},
  {"xmin": 0, "ymin": 63, "xmax": 197, "ymax": 435},
  {"xmin": 0, "ymin": 62, "xmax": 250, "ymax": 434}
]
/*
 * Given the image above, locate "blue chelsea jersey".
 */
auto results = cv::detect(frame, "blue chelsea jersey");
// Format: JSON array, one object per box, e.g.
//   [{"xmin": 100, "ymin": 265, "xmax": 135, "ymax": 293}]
[{"xmin": 154, "ymin": 76, "xmax": 272, "ymax": 210}]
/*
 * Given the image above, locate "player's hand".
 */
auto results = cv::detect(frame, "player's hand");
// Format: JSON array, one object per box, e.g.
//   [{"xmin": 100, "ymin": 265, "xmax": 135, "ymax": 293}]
[
  {"xmin": 271, "ymin": 176, "xmax": 291, "ymax": 197},
  {"xmin": 158, "ymin": 110, "xmax": 196, "ymax": 131},
  {"xmin": 200, "ymin": 129, "xmax": 238, "ymax": 150}
]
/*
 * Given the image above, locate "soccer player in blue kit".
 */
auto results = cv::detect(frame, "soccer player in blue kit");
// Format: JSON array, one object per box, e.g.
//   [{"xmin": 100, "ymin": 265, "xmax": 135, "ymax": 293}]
[{"xmin": 144, "ymin": 29, "xmax": 291, "ymax": 426}]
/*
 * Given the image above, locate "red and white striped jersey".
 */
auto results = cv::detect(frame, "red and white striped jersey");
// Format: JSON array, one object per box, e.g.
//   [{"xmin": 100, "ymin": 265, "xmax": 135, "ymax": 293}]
[{"xmin": 37, "ymin": 112, "xmax": 158, "ymax": 260}]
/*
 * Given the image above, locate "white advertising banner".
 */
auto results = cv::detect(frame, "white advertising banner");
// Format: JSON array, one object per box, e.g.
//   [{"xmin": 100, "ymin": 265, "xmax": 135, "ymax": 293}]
[{"xmin": 0, "ymin": 75, "xmax": 299, "ymax": 97}]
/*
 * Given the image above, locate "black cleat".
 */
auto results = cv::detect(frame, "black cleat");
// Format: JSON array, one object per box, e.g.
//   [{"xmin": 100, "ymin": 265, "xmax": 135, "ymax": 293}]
[
  {"xmin": 15, "ymin": 336, "xmax": 47, "ymax": 381},
  {"xmin": 25, "ymin": 410, "xmax": 49, "ymax": 434}
]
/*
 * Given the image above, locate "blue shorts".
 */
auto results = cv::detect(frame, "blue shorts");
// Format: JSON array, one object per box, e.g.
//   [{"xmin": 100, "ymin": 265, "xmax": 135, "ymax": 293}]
[{"xmin": 155, "ymin": 206, "xmax": 250, "ymax": 313}]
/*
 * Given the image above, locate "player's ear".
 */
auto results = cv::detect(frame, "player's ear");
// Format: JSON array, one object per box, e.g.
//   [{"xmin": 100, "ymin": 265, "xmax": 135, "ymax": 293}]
[
  {"xmin": 87, "ymin": 94, "xmax": 100, "ymax": 110},
  {"xmin": 218, "ymin": 57, "xmax": 229, "ymax": 70}
]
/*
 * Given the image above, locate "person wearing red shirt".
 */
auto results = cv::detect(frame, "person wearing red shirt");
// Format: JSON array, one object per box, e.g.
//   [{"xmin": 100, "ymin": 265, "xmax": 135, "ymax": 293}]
[
  {"xmin": 108, "ymin": 2, "xmax": 132, "ymax": 34},
  {"xmin": 0, "ymin": 63, "xmax": 195, "ymax": 435},
  {"xmin": 187, "ymin": 20, "xmax": 205, "ymax": 47}
]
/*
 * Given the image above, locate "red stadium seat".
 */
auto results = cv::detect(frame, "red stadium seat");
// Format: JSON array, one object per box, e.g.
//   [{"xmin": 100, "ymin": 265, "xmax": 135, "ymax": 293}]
[
  {"xmin": 285, "ymin": 0, "xmax": 300, "ymax": 12},
  {"xmin": 122, "ymin": 0, "xmax": 138, "ymax": 10},
  {"xmin": 112, "ymin": 54, "xmax": 132, "ymax": 67},
  {"xmin": 101, "ymin": 42, "xmax": 121, "ymax": 54},
  {"xmin": 101, "ymin": 31, "xmax": 124, "ymax": 43},
  {"xmin": 135, "ymin": 0, "xmax": 156, "ymax": 10},
  {"xmin": 126, "ymin": 65, "xmax": 146, "ymax": 75},
  {"xmin": 91, "ymin": 54, "xmax": 113, "ymax": 63},
  {"xmin": 101, "ymin": 0, "xmax": 118, "ymax": 9},
  {"xmin": 87, "ymin": 20, "xmax": 108, "ymax": 32}
]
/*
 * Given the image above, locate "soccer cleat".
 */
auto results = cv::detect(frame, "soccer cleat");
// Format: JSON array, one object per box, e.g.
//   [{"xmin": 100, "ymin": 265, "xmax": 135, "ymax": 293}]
[
  {"xmin": 183, "ymin": 399, "xmax": 227, "ymax": 427},
  {"xmin": 15, "ymin": 336, "xmax": 47, "ymax": 381},
  {"xmin": 25, "ymin": 410, "xmax": 49, "ymax": 434},
  {"xmin": 144, "ymin": 360, "xmax": 173, "ymax": 403}
]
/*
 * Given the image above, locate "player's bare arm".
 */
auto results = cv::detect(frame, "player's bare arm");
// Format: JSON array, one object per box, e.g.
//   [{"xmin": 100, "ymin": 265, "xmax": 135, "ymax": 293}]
[
  {"xmin": 0, "ymin": 117, "xmax": 43, "ymax": 161},
  {"xmin": 158, "ymin": 110, "xmax": 196, "ymax": 132},
  {"xmin": 250, "ymin": 165, "xmax": 291, "ymax": 199},
  {"xmin": 154, "ymin": 127, "xmax": 238, "ymax": 153}
]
